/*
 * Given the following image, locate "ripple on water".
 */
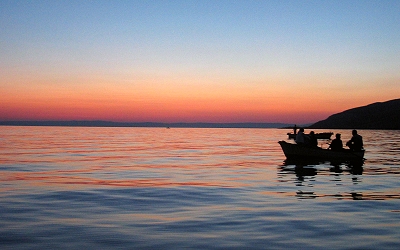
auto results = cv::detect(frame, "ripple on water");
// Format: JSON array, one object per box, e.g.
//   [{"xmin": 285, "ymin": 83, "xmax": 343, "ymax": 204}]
[{"xmin": 0, "ymin": 127, "xmax": 399, "ymax": 249}]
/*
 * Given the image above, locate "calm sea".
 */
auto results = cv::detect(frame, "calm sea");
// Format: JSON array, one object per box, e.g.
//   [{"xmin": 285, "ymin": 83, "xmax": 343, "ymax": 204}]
[{"xmin": 0, "ymin": 126, "xmax": 399, "ymax": 249}]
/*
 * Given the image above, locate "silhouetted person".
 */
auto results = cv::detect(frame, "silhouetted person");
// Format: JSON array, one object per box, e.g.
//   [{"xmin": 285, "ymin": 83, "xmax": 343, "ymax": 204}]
[
  {"xmin": 295, "ymin": 128, "xmax": 305, "ymax": 145},
  {"xmin": 307, "ymin": 131, "xmax": 318, "ymax": 147},
  {"xmin": 346, "ymin": 130, "xmax": 363, "ymax": 151},
  {"xmin": 329, "ymin": 133, "xmax": 343, "ymax": 151},
  {"xmin": 293, "ymin": 124, "xmax": 297, "ymax": 135}
]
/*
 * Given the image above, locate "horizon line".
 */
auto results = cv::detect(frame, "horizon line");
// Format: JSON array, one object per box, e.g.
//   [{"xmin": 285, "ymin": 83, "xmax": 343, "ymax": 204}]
[{"xmin": 0, "ymin": 120, "xmax": 311, "ymax": 128}]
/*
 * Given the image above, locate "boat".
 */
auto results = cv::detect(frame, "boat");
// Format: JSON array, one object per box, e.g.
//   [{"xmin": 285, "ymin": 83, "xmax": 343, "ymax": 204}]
[
  {"xmin": 278, "ymin": 141, "xmax": 365, "ymax": 160},
  {"xmin": 287, "ymin": 132, "xmax": 333, "ymax": 140}
]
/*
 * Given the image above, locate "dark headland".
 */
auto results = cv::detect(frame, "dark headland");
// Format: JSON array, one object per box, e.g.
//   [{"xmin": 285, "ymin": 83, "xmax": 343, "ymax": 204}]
[{"xmin": 309, "ymin": 98, "xmax": 400, "ymax": 130}]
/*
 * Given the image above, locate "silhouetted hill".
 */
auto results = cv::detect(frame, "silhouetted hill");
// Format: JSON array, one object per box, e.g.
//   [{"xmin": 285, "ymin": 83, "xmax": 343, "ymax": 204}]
[{"xmin": 309, "ymin": 99, "xmax": 400, "ymax": 129}]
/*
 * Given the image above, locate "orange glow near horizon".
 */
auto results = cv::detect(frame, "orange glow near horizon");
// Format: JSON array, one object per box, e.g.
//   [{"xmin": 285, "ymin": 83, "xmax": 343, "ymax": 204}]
[
  {"xmin": 1, "ymin": 70, "xmax": 399, "ymax": 124},
  {"xmin": 1, "ymin": 1, "xmax": 400, "ymax": 125}
]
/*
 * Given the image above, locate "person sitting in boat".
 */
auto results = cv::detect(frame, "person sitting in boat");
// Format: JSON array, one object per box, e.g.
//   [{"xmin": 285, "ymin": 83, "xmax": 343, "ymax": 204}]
[
  {"xmin": 307, "ymin": 131, "xmax": 318, "ymax": 148},
  {"xmin": 329, "ymin": 133, "xmax": 343, "ymax": 151},
  {"xmin": 346, "ymin": 129, "xmax": 364, "ymax": 151},
  {"xmin": 295, "ymin": 128, "xmax": 307, "ymax": 145}
]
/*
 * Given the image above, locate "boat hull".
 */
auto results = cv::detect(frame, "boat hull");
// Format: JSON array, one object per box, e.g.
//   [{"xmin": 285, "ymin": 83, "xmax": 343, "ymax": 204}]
[{"xmin": 278, "ymin": 141, "xmax": 364, "ymax": 160}]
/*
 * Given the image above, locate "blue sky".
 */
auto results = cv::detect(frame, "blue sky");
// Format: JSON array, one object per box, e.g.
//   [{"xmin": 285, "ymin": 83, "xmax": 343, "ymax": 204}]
[{"xmin": 1, "ymin": 0, "xmax": 399, "ymax": 123}]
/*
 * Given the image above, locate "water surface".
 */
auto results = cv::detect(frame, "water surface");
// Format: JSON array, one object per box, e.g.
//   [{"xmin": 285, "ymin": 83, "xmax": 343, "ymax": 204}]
[{"xmin": 0, "ymin": 127, "xmax": 399, "ymax": 249}]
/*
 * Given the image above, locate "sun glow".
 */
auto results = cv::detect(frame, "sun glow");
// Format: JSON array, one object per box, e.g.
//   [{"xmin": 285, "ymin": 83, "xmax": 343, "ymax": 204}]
[{"xmin": 1, "ymin": 1, "xmax": 399, "ymax": 124}]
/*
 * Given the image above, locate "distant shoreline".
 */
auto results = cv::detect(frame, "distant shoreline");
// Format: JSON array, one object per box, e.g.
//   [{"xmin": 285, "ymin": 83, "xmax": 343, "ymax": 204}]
[{"xmin": 0, "ymin": 121, "xmax": 296, "ymax": 128}]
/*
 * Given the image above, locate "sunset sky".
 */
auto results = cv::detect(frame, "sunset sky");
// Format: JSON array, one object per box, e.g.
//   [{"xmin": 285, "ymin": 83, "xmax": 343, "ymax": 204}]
[{"xmin": 1, "ymin": 0, "xmax": 399, "ymax": 124}]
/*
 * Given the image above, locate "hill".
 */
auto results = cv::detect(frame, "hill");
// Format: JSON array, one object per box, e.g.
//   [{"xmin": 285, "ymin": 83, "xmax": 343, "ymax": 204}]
[{"xmin": 309, "ymin": 98, "xmax": 400, "ymax": 129}]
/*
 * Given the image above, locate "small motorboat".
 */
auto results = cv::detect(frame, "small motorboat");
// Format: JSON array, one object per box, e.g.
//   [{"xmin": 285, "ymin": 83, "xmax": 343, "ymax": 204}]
[
  {"xmin": 287, "ymin": 132, "xmax": 333, "ymax": 140},
  {"xmin": 278, "ymin": 141, "xmax": 365, "ymax": 160}
]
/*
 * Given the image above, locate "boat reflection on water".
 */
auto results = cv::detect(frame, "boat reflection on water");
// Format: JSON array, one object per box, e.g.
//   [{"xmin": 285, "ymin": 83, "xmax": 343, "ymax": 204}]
[
  {"xmin": 329, "ymin": 159, "xmax": 364, "ymax": 175},
  {"xmin": 351, "ymin": 192, "xmax": 364, "ymax": 200},
  {"xmin": 281, "ymin": 158, "xmax": 364, "ymax": 177},
  {"xmin": 278, "ymin": 158, "xmax": 365, "ymax": 200},
  {"xmin": 278, "ymin": 159, "xmax": 322, "ymax": 185}
]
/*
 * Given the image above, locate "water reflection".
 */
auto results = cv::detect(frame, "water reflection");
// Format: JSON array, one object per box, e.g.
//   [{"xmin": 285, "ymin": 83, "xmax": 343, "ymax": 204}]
[
  {"xmin": 1, "ymin": 127, "xmax": 400, "ymax": 250},
  {"xmin": 279, "ymin": 158, "xmax": 364, "ymax": 177},
  {"xmin": 278, "ymin": 158, "xmax": 371, "ymax": 200}
]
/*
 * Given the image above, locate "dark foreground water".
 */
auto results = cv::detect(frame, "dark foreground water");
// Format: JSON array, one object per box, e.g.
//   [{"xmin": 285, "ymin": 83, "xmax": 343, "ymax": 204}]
[{"xmin": 0, "ymin": 127, "xmax": 399, "ymax": 249}]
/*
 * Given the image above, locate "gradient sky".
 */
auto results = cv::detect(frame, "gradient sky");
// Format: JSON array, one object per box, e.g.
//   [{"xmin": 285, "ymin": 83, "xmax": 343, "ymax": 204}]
[{"xmin": 1, "ymin": 0, "xmax": 399, "ymax": 123}]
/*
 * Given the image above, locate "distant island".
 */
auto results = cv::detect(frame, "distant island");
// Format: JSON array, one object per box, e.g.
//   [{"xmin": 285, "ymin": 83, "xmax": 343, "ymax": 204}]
[
  {"xmin": 0, "ymin": 120, "xmax": 293, "ymax": 129},
  {"xmin": 309, "ymin": 98, "xmax": 400, "ymax": 130}
]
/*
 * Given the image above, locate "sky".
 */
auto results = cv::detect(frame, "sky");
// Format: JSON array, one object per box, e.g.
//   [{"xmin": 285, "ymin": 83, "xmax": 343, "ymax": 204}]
[{"xmin": 1, "ymin": 0, "xmax": 399, "ymax": 124}]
